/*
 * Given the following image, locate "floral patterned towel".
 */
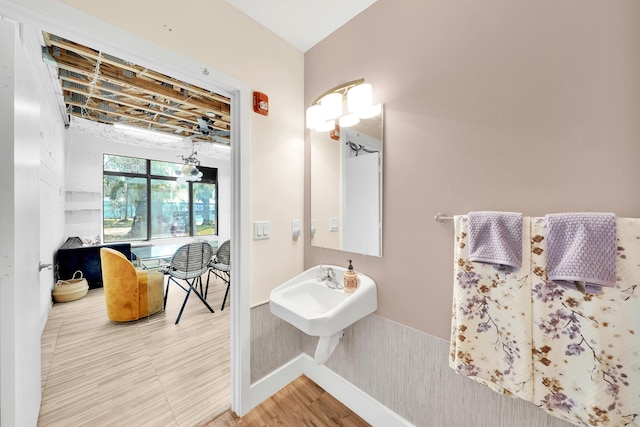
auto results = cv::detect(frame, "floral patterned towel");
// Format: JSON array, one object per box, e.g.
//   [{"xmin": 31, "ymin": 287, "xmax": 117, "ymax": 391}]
[
  {"xmin": 531, "ymin": 217, "xmax": 639, "ymax": 426},
  {"xmin": 450, "ymin": 215, "xmax": 534, "ymax": 401},
  {"xmin": 450, "ymin": 216, "xmax": 640, "ymax": 427}
]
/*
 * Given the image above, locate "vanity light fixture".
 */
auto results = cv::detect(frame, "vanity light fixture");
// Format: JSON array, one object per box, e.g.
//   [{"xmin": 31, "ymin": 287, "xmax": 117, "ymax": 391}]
[
  {"xmin": 338, "ymin": 112, "xmax": 360, "ymax": 128},
  {"xmin": 305, "ymin": 104, "xmax": 324, "ymax": 129},
  {"xmin": 347, "ymin": 82, "xmax": 372, "ymax": 113},
  {"xmin": 320, "ymin": 92, "xmax": 343, "ymax": 120},
  {"xmin": 306, "ymin": 78, "xmax": 381, "ymax": 132},
  {"xmin": 316, "ymin": 120, "xmax": 337, "ymax": 132}
]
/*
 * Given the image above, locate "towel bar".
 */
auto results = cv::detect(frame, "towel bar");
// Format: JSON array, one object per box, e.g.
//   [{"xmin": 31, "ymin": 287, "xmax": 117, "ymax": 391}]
[{"xmin": 434, "ymin": 213, "xmax": 454, "ymax": 223}]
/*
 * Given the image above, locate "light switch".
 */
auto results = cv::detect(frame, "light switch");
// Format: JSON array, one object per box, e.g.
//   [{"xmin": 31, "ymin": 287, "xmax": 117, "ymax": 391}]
[
  {"xmin": 291, "ymin": 220, "xmax": 301, "ymax": 239},
  {"xmin": 329, "ymin": 217, "xmax": 339, "ymax": 232},
  {"xmin": 254, "ymin": 221, "xmax": 270, "ymax": 240}
]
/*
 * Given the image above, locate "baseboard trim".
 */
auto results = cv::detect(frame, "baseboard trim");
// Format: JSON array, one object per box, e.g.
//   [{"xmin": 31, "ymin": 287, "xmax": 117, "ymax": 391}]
[
  {"xmin": 249, "ymin": 353, "xmax": 413, "ymax": 427},
  {"xmin": 40, "ymin": 299, "xmax": 52, "ymax": 335},
  {"xmin": 249, "ymin": 355, "xmax": 306, "ymax": 410}
]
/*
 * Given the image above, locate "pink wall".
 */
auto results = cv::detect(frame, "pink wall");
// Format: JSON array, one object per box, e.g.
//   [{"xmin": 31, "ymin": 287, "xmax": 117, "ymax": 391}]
[{"xmin": 304, "ymin": 0, "xmax": 640, "ymax": 340}]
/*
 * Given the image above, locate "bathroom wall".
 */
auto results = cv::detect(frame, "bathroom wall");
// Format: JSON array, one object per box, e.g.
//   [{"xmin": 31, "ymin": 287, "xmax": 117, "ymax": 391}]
[
  {"xmin": 304, "ymin": 0, "xmax": 640, "ymax": 341},
  {"xmin": 53, "ymin": 0, "xmax": 306, "ymax": 304},
  {"xmin": 297, "ymin": 0, "xmax": 640, "ymax": 425}
]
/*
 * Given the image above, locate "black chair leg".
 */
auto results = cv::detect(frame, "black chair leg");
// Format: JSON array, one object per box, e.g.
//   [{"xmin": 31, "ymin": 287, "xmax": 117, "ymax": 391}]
[
  {"xmin": 221, "ymin": 282, "xmax": 230, "ymax": 310},
  {"xmin": 198, "ymin": 275, "xmax": 205, "ymax": 296},
  {"xmin": 204, "ymin": 270, "xmax": 212, "ymax": 299},
  {"xmin": 172, "ymin": 277, "xmax": 214, "ymax": 324},
  {"xmin": 191, "ymin": 276, "xmax": 215, "ymax": 314},
  {"xmin": 163, "ymin": 277, "xmax": 171, "ymax": 310},
  {"xmin": 175, "ymin": 286, "xmax": 191, "ymax": 325}
]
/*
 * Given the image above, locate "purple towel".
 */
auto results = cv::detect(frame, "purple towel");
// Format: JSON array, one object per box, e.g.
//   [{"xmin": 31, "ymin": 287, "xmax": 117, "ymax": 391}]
[
  {"xmin": 545, "ymin": 213, "xmax": 616, "ymax": 294},
  {"xmin": 468, "ymin": 211, "xmax": 523, "ymax": 272}
]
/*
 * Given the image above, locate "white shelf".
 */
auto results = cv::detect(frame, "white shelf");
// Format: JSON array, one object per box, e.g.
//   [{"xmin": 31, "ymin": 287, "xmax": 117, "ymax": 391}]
[
  {"xmin": 65, "ymin": 189, "xmax": 103, "ymax": 212},
  {"xmin": 64, "ymin": 187, "xmax": 102, "ymax": 194},
  {"xmin": 65, "ymin": 203, "xmax": 101, "ymax": 211}
]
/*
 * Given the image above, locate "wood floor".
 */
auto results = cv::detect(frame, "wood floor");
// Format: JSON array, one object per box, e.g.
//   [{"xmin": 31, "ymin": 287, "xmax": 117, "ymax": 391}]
[
  {"xmin": 40, "ymin": 273, "xmax": 370, "ymax": 427},
  {"xmin": 201, "ymin": 376, "xmax": 370, "ymax": 427},
  {"xmin": 39, "ymin": 273, "xmax": 231, "ymax": 427}
]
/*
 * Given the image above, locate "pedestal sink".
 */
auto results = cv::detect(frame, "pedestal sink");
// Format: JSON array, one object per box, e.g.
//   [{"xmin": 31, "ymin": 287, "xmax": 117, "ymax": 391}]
[{"xmin": 269, "ymin": 265, "xmax": 377, "ymax": 364}]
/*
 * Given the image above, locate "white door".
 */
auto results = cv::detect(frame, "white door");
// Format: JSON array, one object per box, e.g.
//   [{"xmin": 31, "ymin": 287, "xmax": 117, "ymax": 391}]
[{"xmin": 0, "ymin": 18, "xmax": 43, "ymax": 426}]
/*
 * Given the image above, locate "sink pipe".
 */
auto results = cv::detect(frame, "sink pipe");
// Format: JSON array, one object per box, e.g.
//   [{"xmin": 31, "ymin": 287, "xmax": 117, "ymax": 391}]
[{"xmin": 314, "ymin": 330, "xmax": 344, "ymax": 364}]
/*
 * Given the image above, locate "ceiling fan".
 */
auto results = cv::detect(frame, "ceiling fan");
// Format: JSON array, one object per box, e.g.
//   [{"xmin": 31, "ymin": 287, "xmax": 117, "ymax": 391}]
[{"xmin": 187, "ymin": 117, "xmax": 231, "ymax": 145}]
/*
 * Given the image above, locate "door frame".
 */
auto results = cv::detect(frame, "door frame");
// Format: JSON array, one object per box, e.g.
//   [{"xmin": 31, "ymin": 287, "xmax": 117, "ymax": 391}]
[
  {"xmin": 0, "ymin": 16, "xmax": 44, "ymax": 426},
  {"xmin": 0, "ymin": 0, "xmax": 252, "ymax": 417}
]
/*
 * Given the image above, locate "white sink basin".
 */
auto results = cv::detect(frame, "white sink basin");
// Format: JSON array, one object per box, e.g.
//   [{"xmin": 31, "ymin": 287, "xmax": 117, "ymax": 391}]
[{"xmin": 269, "ymin": 265, "xmax": 377, "ymax": 337}]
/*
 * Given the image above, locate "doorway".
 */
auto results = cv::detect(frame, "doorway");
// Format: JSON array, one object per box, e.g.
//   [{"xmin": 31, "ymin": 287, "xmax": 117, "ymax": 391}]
[{"xmin": 0, "ymin": 1, "xmax": 251, "ymax": 422}]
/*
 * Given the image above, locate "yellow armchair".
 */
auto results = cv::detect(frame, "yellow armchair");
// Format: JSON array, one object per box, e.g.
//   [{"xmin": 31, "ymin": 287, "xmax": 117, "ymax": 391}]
[{"xmin": 100, "ymin": 247, "xmax": 164, "ymax": 322}]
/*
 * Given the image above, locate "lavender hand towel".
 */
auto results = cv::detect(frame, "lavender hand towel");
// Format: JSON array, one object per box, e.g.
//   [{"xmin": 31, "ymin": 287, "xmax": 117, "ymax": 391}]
[
  {"xmin": 545, "ymin": 213, "xmax": 616, "ymax": 294},
  {"xmin": 468, "ymin": 211, "xmax": 523, "ymax": 272}
]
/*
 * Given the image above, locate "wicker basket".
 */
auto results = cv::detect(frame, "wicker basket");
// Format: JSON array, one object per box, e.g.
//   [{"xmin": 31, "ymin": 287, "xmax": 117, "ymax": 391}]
[{"xmin": 53, "ymin": 270, "xmax": 89, "ymax": 303}]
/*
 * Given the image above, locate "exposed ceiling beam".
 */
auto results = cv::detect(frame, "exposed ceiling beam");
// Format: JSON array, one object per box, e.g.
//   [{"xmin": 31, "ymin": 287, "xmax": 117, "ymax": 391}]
[{"xmin": 43, "ymin": 32, "xmax": 231, "ymax": 145}]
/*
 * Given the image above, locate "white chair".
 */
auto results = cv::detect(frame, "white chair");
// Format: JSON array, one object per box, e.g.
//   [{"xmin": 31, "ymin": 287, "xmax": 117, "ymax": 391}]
[
  {"xmin": 206, "ymin": 240, "xmax": 230, "ymax": 310},
  {"xmin": 164, "ymin": 242, "xmax": 214, "ymax": 324}
]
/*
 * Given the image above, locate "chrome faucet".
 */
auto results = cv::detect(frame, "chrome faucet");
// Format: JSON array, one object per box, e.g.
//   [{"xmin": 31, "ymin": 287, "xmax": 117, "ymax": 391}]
[{"xmin": 318, "ymin": 265, "xmax": 342, "ymax": 289}]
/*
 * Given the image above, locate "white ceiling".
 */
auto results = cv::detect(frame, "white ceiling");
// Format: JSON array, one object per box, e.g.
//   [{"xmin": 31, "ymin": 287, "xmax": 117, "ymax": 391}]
[{"xmin": 225, "ymin": 0, "xmax": 378, "ymax": 52}]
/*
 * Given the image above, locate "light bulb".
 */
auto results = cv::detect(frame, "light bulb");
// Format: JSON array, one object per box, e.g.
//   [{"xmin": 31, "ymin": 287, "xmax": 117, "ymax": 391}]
[
  {"xmin": 316, "ymin": 120, "xmax": 336, "ymax": 132},
  {"xmin": 306, "ymin": 104, "xmax": 324, "ymax": 129},
  {"xmin": 320, "ymin": 92, "xmax": 342, "ymax": 120},
  {"xmin": 347, "ymin": 83, "xmax": 373, "ymax": 114}
]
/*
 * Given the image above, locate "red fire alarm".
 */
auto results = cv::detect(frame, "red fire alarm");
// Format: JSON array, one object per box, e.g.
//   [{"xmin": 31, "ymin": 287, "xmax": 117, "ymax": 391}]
[{"xmin": 253, "ymin": 91, "xmax": 269, "ymax": 116}]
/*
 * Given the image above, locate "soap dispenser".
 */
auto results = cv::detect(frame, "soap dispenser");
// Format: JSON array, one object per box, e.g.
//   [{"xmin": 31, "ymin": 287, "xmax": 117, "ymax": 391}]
[{"xmin": 344, "ymin": 260, "xmax": 359, "ymax": 294}]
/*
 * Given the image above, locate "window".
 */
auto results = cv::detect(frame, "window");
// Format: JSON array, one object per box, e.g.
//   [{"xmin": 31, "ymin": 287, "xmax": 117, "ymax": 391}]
[{"xmin": 103, "ymin": 154, "xmax": 217, "ymax": 242}]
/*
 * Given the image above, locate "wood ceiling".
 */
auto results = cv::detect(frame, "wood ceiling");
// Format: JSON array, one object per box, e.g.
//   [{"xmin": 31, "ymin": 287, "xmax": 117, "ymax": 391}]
[{"xmin": 43, "ymin": 32, "xmax": 231, "ymax": 145}]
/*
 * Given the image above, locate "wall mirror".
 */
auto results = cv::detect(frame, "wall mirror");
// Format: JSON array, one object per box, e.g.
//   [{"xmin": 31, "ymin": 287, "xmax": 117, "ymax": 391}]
[{"xmin": 310, "ymin": 106, "xmax": 383, "ymax": 257}]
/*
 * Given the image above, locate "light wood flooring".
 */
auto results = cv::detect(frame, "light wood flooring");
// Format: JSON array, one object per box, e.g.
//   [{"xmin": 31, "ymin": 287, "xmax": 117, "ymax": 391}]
[
  {"xmin": 39, "ymin": 273, "xmax": 231, "ymax": 427},
  {"xmin": 40, "ymin": 274, "xmax": 370, "ymax": 427}
]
